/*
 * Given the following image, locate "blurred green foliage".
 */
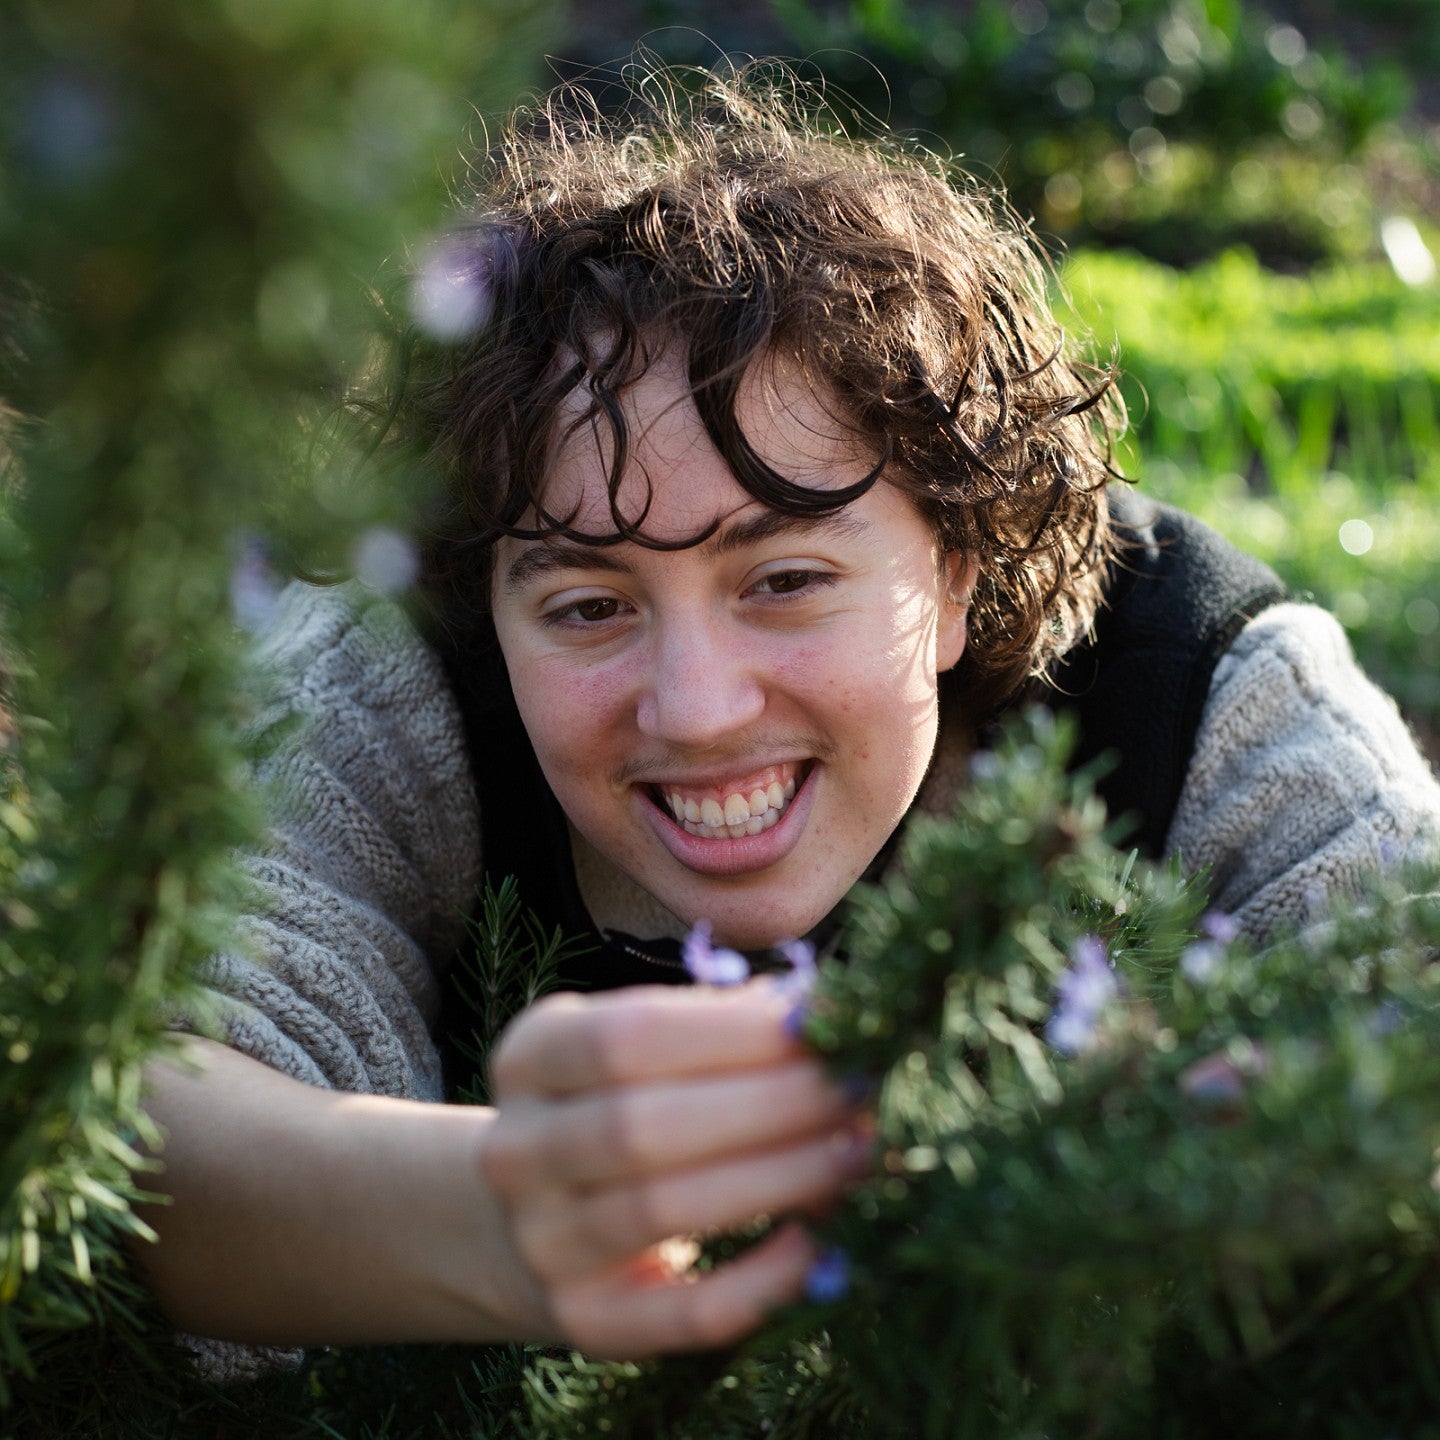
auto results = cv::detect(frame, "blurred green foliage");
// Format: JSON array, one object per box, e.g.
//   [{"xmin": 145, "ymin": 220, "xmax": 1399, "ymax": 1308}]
[
  {"xmin": 1059, "ymin": 246, "xmax": 1440, "ymax": 746},
  {"xmin": 1064, "ymin": 248, "xmax": 1440, "ymax": 483},
  {"xmin": 771, "ymin": 0, "xmax": 1433, "ymax": 267},
  {"xmin": 0, "ymin": 0, "xmax": 560, "ymax": 1418}
]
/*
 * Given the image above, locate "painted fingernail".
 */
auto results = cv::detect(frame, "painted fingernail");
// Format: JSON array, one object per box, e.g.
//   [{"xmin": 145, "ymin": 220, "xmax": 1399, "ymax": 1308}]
[{"xmin": 804, "ymin": 1246, "xmax": 851, "ymax": 1304}]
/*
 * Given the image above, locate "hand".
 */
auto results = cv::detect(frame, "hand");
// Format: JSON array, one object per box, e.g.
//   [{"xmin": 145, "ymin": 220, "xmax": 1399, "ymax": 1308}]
[{"xmin": 478, "ymin": 980, "xmax": 866, "ymax": 1358}]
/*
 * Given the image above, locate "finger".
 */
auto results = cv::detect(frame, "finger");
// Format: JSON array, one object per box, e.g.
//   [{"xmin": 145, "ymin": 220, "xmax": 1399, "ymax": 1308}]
[
  {"xmin": 554, "ymin": 1220, "xmax": 817, "ymax": 1359},
  {"xmin": 513, "ymin": 1127, "xmax": 866, "ymax": 1279},
  {"xmin": 484, "ymin": 1060, "xmax": 854, "ymax": 1193},
  {"xmin": 490, "ymin": 982, "xmax": 801, "ymax": 1100}
]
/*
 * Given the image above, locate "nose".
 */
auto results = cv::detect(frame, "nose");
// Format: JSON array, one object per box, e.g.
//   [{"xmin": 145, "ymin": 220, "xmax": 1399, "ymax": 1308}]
[{"xmin": 635, "ymin": 613, "xmax": 766, "ymax": 750}]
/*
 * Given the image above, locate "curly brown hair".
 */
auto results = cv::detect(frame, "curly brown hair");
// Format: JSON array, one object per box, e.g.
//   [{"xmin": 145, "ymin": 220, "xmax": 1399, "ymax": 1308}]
[{"xmin": 402, "ymin": 58, "xmax": 1125, "ymax": 721}]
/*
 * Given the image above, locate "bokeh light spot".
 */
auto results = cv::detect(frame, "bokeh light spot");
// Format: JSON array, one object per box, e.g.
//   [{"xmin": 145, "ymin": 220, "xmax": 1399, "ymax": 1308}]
[
  {"xmin": 1380, "ymin": 217, "xmax": 1436, "ymax": 287},
  {"xmin": 1143, "ymin": 75, "xmax": 1184, "ymax": 116},
  {"xmin": 1054, "ymin": 73, "xmax": 1094, "ymax": 112},
  {"xmin": 1266, "ymin": 24, "xmax": 1307, "ymax": 67},
  {"xmin": 1045, "ymin": 172, "xmax": 1083, "ymax": 212},
  {"xmin": 1338, "ymin": 519, "xmax": 1374, "ymax": 557},
  {"xmin": 1404, "ymin": 598, "xmax": 1439, "ymax": 637},
  {"xmin": 1333, "ymin": 590, "xmax": 1369, "ymax": 629},
  {"xmin": 1010, "ymin": 0, "xmax": 1048, "ymax": 37},
  {"xmin": 1281, "ymin": 97, "xmax": 1324, "ymax": 142},
  {"xmin": 909, "ymin": 77, "xmax": 947, "ymax": 117},
  {"xmin": 1084, "ymin": 0, "xmax": 1120, "ymax": 33}
]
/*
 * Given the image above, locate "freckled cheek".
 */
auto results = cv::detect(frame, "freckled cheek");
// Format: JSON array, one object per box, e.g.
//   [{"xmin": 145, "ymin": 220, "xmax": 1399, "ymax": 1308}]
[{"xmin": 512, "ymin": 657, "xmax": 637, "ymax": 767}]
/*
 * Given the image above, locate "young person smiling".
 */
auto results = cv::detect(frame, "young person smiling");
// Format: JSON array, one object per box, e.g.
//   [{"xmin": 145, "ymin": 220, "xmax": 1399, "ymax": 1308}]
[
  {"xmin": 490, "ymin": 350, "xmax": 976, "ymax": 953},
  {"xmin": 135, "ymin": 63, "xmax": 1440, "ymax": 1379}
]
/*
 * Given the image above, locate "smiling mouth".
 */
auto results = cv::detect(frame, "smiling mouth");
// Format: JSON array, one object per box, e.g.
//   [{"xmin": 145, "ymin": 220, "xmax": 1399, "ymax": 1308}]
[{"xmin": 648, "ymin": 762, "xmax": 807, "ymax": 840}]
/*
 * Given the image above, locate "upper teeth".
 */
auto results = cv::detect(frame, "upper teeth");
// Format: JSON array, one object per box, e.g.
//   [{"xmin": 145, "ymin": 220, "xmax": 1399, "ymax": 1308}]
[{"xmin": 663, "ymin": 776, "xmax": 797, "ymax": 839}]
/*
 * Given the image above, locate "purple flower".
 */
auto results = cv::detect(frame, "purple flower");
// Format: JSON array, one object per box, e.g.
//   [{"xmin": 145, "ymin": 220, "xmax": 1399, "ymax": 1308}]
[
  {"xmin": 968, "ymin": 751, "xmax": 1001, "ymax": 782},
  {"xmin": 1200, "ymin": 910, "xmax": 1240, "ymax": 945},
  {"xmin": 777, "ymin": 937, "xmax": 817, "ymax": 979},
  {"xmin": 410, "ymin": 235, "xmax": 494, "ymax": 340},
  {"xmin": 1182, "ymin": 913, "xmax": 1240, "ymax": 984},
  {"xmin": 1045, "ymin": 935, "xmax": 1118, "ymax": 1055},
  {"xmin": 1179, "ymin": 1053, "xmax": 1247, "ymax": 1105},
  {"xmin": 1370, "ymin": 1000, "xmax": 1403, "ymax": 1037},
  {"xmin": 804, "ymin": 1246, "xmax": 851, "ymax": 1304},
  {"xmin": 229, "ymin": 532, "xmax": 282, "ymax": 633},
  {"xmin": 1180, "ymin": 1042, "xmax": 1269, "ymax": 1110},
  {"xmin": 1181, "ymin": 940, "xmax": 1223, "ymax": 984},
  {"xmin": 352, "ymin": 526, "xmax": 419, "ymax": 595},
  {"xmin": 682, "ymin": 920, "xmax": 750, "ymax": 987},
  {"xmin": 771, "ymin": 937, "xmax": 818, "ymax": 1004},
  {"xmin": 772, "ymin": 938, "xmax": 818, "ymax": 1034}
]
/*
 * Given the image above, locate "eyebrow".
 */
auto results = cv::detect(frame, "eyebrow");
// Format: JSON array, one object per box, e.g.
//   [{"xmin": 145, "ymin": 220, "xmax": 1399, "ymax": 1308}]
[{"xmin": 502, "ymin": 508, "xmax": 872, "ymax": 592}]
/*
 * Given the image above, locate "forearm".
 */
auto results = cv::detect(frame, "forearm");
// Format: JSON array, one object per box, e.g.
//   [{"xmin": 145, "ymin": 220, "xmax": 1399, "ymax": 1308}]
[{"xmin": 133, "ymin": 1037, "xmax": 548, "ymax": 1348}]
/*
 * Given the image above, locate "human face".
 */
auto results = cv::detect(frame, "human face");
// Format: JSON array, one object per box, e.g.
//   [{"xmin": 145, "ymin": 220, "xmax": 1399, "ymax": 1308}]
[{"xmin": 490, "ymin": 354, "xmax": 974, "ymax": 950}]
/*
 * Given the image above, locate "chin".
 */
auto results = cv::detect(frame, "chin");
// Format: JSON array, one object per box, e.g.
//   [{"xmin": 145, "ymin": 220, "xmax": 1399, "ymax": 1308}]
[{"xmin": 676, "ymin": 888, "xmax": 838, "ymax": 952}]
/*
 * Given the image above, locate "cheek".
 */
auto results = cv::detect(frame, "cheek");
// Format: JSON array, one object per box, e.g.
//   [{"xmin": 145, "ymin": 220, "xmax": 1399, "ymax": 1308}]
[{"xmin": 506, "ymin": 652, "xmax": 636, "ymax": 769}]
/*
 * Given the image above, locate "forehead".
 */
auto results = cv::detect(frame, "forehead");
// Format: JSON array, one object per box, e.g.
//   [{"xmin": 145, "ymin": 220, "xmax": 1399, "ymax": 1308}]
[{"xmin": 540, "ymin": 348, "xmax": 871, "ymax": 542}]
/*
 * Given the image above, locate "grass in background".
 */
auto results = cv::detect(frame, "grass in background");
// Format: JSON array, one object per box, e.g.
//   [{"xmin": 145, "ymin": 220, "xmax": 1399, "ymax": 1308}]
[{"xmin": 1061, "ymin": 246, "xmax": 1440, "ymax": 756}]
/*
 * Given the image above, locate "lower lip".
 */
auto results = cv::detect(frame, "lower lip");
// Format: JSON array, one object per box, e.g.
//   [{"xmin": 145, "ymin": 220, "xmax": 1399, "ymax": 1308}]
[{"xmin": 639, "ymin": 766, "xmax": 818, "ymax": 877}]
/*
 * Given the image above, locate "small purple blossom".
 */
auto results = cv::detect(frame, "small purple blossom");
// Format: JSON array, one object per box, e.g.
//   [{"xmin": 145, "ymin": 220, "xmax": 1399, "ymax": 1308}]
[
  {"xmin": 770, "ymin": 939, "xmax": 818, "ymax": 1034},
  {"xmin": 1182, "ymin": 912, "xmax": 1239, "ymax": 984},
  {"xmin": 21, "ymin": 69, "xmax": 120, "ymax": 186},
  {"xmin": 771, "ymin": 937, "xmax": 817, "ymax": 1002},
  {"xmin": 804, "ymin": 1246, "xmax": 851, "ymax": 1304},
  {"xmin": 1181, "ymin": 940, "xmax": 1223, "ymax": 984},
  {"xmin": 777, "ymin": 937, "xmax": 817, "ymax": 979},
  {"xmin": 782, "ymin": 1002, "xmax": 809, "ymax": 1039},
  {"xmin": 1179, "ymin": 1053, "xmax": 1247, "ymax": 1105},
  {"xmin": 229, "ymin": 532, "xmax": 282, "ymax": 633},
  {"xmin": 409, "ymin": 235, "xmax": 494, "ymax": 341},
  {"xmin": 1045, "ymin": 935, "xmax": 1118, "ymax": 1055},
  {"xmin": 682, "ymin": 920, "xmax": 750, "ymax": 987},
  {"xmin": 1180, "ymin": 1042, "xmax": 1269, "ymax": 1110},
  {"xmin": 1200, "ymin": 910, "xmax": 1240, "ymax": 945},
  {"xmin": 352, "ymin": 526, "xmax": 419, "ymax": 595},
  {"xmin": 1370, "ymin": 1000, "xmax": 1404, "ymax": 1037},
  {"xmin": 968, "ymin": 751, "xmax": 1001, "ymax": 782}
]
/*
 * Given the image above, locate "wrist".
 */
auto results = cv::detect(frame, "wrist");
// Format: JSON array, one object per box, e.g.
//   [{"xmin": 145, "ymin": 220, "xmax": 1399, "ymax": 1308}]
[{"xmin": 395, "ymin": 1100, "xmax": 555, "ymax": 1345}]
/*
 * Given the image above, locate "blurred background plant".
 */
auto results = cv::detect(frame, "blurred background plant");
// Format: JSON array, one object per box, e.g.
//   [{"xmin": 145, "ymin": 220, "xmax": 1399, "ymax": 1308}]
[
  {"xmin": 1, "ymin": 0, "xmax": 1436, "ymax": 1433},
  {"xmin": 578, "ymin": 0, "xmax": 1438, "ymax": 268},
  {"xmin": 0, "ymin": 0, "xmax": 559, "ymax": 1426}
]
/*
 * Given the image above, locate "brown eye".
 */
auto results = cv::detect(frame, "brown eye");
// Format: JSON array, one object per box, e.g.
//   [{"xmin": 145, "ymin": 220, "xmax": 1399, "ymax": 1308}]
[
  {"xmin": 573, "ymin": 597, "xmax": 621, "ymax": 622},
  {"xmin": 761, "ymin": 570, "xmax": 815, "ymax": 595}
]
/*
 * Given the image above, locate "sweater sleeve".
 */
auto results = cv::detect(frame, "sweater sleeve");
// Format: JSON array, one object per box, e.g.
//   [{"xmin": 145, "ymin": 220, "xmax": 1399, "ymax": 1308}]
[
  {"xmin": 193, "ymin": 581, "xmax": 483, "ymax": 1104},
  {"xmin": 174, "ymin": 584, "xmax": 482, "ymax": 1383},
  {"xmin": 1164, "ymin": 602, "xmax": 1440, "ymax": 944}
]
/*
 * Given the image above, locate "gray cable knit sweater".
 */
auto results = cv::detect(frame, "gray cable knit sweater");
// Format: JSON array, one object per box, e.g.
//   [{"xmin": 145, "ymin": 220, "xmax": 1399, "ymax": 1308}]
[{"xmin": 185, "ymin": 579, "xmax": 1440, "ymax": 1378}]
